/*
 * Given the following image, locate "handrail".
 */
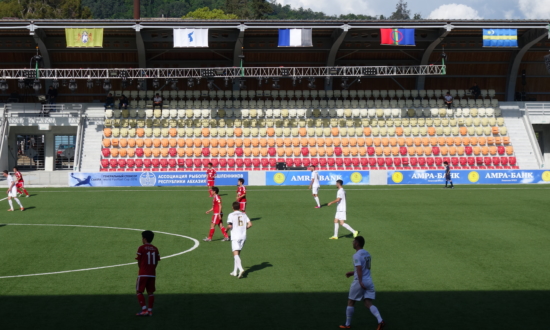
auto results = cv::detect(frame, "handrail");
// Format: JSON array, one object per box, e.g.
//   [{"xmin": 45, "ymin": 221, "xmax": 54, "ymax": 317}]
[
  {"xmin": 522, "ymin": 109, "xmax": 544, "ymax": 168},
  {"xmin": 525, "ymin": 103, "xmax": 550, "ymax": 116},
  {"xmin": 73, "ymin": 112, "xmax": 86, "ymax": 172},
  {"xmin": 0, "ymin": 106, "xmax": 8, "ymax": 161}
]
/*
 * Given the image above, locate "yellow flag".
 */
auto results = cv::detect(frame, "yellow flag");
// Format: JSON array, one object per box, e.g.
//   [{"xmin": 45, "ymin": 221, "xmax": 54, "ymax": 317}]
[{"xmin": 65, "ymin": 28, "xmax": 103, "ymax": 48}]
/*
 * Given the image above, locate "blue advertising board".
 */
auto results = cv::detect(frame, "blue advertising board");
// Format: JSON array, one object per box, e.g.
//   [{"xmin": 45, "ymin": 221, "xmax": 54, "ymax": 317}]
[
  {"xmin": 69, "ymin": 171, "xmax": 248, "ymax": 187},
  {"xmin": 266, "ymin": 170, "xmax": 370, "ymax": 186},
  {"xmin": 387, "ymin": 170, "xmax": 550, "ymax": 185}
]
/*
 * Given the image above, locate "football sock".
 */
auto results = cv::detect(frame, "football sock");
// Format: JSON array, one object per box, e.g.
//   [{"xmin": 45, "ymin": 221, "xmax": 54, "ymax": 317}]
[
  {"xmin": 8, "ymin": 199, "xmax": 13, "ymax": 209},
  {"xmin": 221, "ymin": 226, "xmax": 229, "ymax": 238},
  {"xmin": 342, "ymin": 223, "xmax": 355, "ymax": 233},
  {"xmin": 345, "ymin": 306, "xmax": 354, "ymax": 326},
  {"xmin": 208, "ymin": 228, "xmax": 215, "ymax": 239},
  {"xmin": 450, "ymin": 181, "xmax": 454, "ymax": 188},
  {"xmin": 23, "ymin": 189, "xmax": 29, "ymax": 196},
  {"xmin": 14, "ymin": 198, "xmax": 22, "ymax": 208},
  {"xmin": 148, "ymin": 294, "xmax": 155, "ymax": 310},
  {"xmin": 136, "ymin": 293, "xmax": 146, "ymax": 308},
  {"xmin": 369, "ymin": 305, "xmax": 383, "ymax": 323},
  {"xmin": 334, "ymin": 223, "xmax": 339, "ymax": 237},
  {"xmin": 17, "ymin": 188, "xmax": 22, "ymax": 194},
  {"xmin": 208, "ymin": 190, "xmax": 213, "ymax": 197},
  {"xmin": 314, "ymin": 196, "xmax": 320, "ymax": 207},
  {"xmin": 445, "ymin": 181, "xmax": 448, "ymax": 187},
  {"xmin": 233, "ymin": 256, "xmax": 238, "ymax": 273},
  {"xmin": 234, "ymin": 255, "xmax": 243, "ymax": 272}
]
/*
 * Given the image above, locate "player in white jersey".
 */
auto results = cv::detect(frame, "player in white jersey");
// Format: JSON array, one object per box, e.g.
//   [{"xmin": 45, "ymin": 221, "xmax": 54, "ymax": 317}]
[
  {"xmin": 227, "ymin": 201, "xmax": 252, "ymax": 278},
  {"xmin": 308, "ymin": 165, "xmax": 321, "ymax": 208},
  {"xmin": 3, "ymin": 170, "xmax": 24, "ymax": 211},
  {"xmin": 339, "ymin": 236, "xmax": 385, "ymax": 329},
  {"xmin": 327, "ymin": 180, "xmax": 358, "ymax": 239}
]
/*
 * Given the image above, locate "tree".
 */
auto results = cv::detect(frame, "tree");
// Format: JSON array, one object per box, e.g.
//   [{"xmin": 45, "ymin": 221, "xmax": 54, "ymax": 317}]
[
  {"xmin": 250, "ymin": 0, "xmax": 271, "ymax": 19},
  {"xmin": 0, "ymin": 0, "xmax": 92, "ymax": 19},
  {"xmin": 184, "ymin": 7, "xmax": 238, "ymax": 19},
  {"xmin": 390, "ymin": 0, "xmax": 410, "ymax": 20},
  {"xmin": 225, "ymin": 0, "xmax": 250, "ymax": 18}
]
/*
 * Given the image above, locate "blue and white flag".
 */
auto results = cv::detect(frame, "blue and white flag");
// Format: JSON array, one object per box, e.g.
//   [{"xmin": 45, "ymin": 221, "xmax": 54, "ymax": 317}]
[
  {"xmin": 483, "ymin": 29, "xmax": 518, "ymax": 47},
  {"xmin": 174, "ymin": 28, "xmax": 209, "ymax": 48},
  {"xmin": 278, "ymin": 29, "xmax": 313, "ymax": 47}
]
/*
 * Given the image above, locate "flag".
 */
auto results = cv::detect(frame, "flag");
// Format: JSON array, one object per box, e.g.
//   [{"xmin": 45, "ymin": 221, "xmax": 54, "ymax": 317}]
[
  {"xmin": 483, "ymin": 29, "xmax": 518, "ymax": 47},
  {"xmin": 65, "ymin": 28, "xmax": 103, "ymax": 48},
  {"xmin": 173, "ymin": 29, "xmax": 209, "ymax": 48},
  {"xmin": 278, "ymin": 29, "xmax": 313, "ymax": 47},
  {"xmin": 380, "ymin": 28, "xmax": 415, "ymax": 46}
]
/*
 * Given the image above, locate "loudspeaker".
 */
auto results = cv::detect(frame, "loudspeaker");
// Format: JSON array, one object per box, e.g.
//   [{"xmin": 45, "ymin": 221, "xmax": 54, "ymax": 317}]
[{"xmin": 276, "ymin": 162, "xmax": 286, "ymax": 170}]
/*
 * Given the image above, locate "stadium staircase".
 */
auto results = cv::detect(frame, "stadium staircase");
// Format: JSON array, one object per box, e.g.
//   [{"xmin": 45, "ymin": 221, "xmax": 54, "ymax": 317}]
[
  {"xmin": 95, "ymin": 88, "xmax": 521, "ymax": 172},
  {"xmin": 501, "ymin": 104, "xmax": 542, "ymax": 169},
  {"xmin": 78, "ymin": 107, "xmax": 105, "ymax": 172},
  {"xmin": 0, "ymin": 104, "xmax": 8, "ymax": 171}
]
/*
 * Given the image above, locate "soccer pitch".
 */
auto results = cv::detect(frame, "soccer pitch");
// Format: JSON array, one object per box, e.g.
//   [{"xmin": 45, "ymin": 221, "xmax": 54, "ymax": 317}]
[{"xmin": 1, "ymin": 185, "xmax": 549, "ymax": 329}]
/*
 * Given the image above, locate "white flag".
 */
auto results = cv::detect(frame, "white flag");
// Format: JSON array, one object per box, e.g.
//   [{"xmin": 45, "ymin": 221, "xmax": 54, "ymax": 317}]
[{"xmin": 174, "ymin": 29, "xmax": 209, "ymax": 48}]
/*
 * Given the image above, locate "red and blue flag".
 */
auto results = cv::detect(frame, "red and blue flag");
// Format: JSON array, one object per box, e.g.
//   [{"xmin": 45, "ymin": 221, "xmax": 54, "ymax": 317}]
[{"xmin": 380, "ymin": 28, "xmax": 415, "ymax": 46}]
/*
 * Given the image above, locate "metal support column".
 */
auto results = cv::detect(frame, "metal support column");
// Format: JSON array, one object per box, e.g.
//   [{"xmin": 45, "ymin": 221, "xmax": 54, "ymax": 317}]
[
  {"xmin": 232, "ymin": 25, "xmax": 246, "ymax": 91},
  {"xmin": 416, "ymin": 26, "xmax": 452, "ymax": 90},
  {"xmin": 325, "ymin": 25, "xmax": 349, "ymax": 91}
]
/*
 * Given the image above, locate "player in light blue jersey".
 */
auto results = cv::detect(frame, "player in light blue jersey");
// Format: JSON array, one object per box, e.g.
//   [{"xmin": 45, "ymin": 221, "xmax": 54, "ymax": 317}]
[{"xmin": 339, "ymin": 236, "xmax": 385, "ymax": 329}]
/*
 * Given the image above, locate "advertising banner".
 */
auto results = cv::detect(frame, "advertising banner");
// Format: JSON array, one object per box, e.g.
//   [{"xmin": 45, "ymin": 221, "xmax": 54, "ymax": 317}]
[
  {"xmin": 387, "ymin": 170, "xmax": 550, "ymax": 185},
  {"xmin": 266, "ymin": 170, "xmax": 369, "ymax": 186},
  {"xmin": 69, "ymin": 172, "xmax": 248, "ymax": 187}
]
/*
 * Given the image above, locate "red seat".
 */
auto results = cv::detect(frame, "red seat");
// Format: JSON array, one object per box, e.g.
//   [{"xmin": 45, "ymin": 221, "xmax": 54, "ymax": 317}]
[
  {"xmin": 368, "ymin": 158, "xmax": 377, "ymax": 166},
  {"xmin": 435, "ymin": 157, "xmax": 442, "ymax": 166},
  {"xmin": 410, "ymin": 157, "xmax": 418, "ymax": 166},
  {"xmin": 500, "ymin": 157, "xmax": 508, "ymax": 165},
  {"xmin": 160, "ymin": 159, "xmax": 168, "ymax": 168},
  {"xmin": 432, "ymin": 146, "xmax": 440, "ymax": 155},
  {"xmin": 201, "ymin": 148, "xmax": 209, "ymax": 157},
  {"xmin": 377, "ymin": 158, "xmax": 385, "ymax": 166},
  {"xmin": 177, "ymin": 159, "xmax": 185, "ymax": 167},
  {"xmin": 467, "ymin": 157, "xmax": 475, "ymax": 166},
  {"xmin": 509, "ymin": 157, "xmax": 517, "ymax": 165},
  {"xmin": 497, "ymin": 146, "xmax": 505, "ymax": 155},
  {"xmin": 443, "ymin": 157, "xmax": 450, "ymax": 164},
  {"xmin": 286, "ymin": 158, "xmax": 294, "ymax": 167},
  {"xmin": 109, "ymin": 159, "xmax": 118, "ymax": 168},
  {"xmin": 168, "ymin": 159, "xmax": 177, "ymax": 168},
  {"xmin": 236, "ymin": 159, "xmax": 244, "ymax": 167},
  {"xmin": 476, "ymin": 157, "xmax": 483, "ymax": 165},
  {"xmin": 143, "ymin": 159, "xmax": 152, "ymax": 168},
  {"xmin": 185, "ymin": 159, "xmax": 193, "ymax": 167},
  {"xmin": 465, "ymin": 146, "xmax": 472, "ymax": 155},
  {"xmin": 211, "ymin": 159, "xmax": 219, "ymax": 167},
  {"xmin": 193, "ymin": 159, "xmax": 202, "ymax": 168},
  {"xmin": 319, "ymin": 158, "xmax": 327, "ymax": 167},
  {"xmin": 303, "ymin": 158, "xmax": 311, "ymax": 167},
  {"xmin": 394, "ymin": 158, "xmax": 401, "ymax": 166},
  {"xmin": 102, "ymin": 148, "xmax": 110, "ymax": 157},
  {"xmin": 169, "ymin": 148, "xmax": 177, "ymax": 157},
  {"xmin": 152, "ymin": 159, "xmax": 161, "ymax": 168},
  {"xmin": 294, "ymin": 158, "xmax": 302, "ymax": 167},
  {"xmin": 135, "ymin": 159, "xmax": 143, "ymax": 168},
  {"xmin": 402, "ymin": 157, "xmax": 409, "ymax": 166},
  {"xmin": 360, "ymin": 158, "xmax": 368, "ymax": 167},
  {"xmin": 367, "ymin": 147, "xmax": 375, "ymax": 156},
  {"xmin": 202, "ymin": 159, "xmax": 210, "ymax": 167},
  {"xmin": 261, "ymin": 159, "xmax": 269, "ymax": 167},
  {"xmin": 336, "ymin": 158, "xmax": 343, "ymax": 167},
  {"xmin": 328, "ymin": 158, "xmax": 336, "ymax": 167},
  {"xmin": 492, "ymin": 157, "xmax": 500, "ymax": 165},
  {"xmin": 352, "ymin": 158, "xmax": 360, "ymax": 167},
  {"xmin": 344, "ymin": 158, "xmax": 352, "ymax": 166},
  {"xmin": 427, "ymin": 158, "xmax": 434, "ymax": 166},
  {"xmin": 219, "ymin": 159, "xmax": 227, "ymax": 167},
  {"xmin": 228, "ymin": 159, "xmax": 236, "ymax": 167},
  {"xmin": 301, "ymin": 148, "xmax": 309, "ymax": 156},
  {"xmin": 459, "ymin": 157, "xmax": 467, "ymax": 166},
  {"xmin": 311, "ymin": 158, "xmax": 319, "ymax": 166},
  {"xmin": 451, "ymin": 157, "xmax": 459, "ymax": 166},
  {"xmin": 101, "ymin": 159, "xmax": 109, "ymax": 168},
  {"xmin": 399, "ymin": 147, "xmax": 407, "ymax": 156},
  {"xmin": 268, "ymin": 147, "xmax": 276, "ymax": 156},
  {"xmin": 269, "ymin": 159, "xmax": 277, "ymax": 167},
  {"xmin": 385, "ymin": 158, "xmax": 393, "ymax": 166},
  {"xmin": 334, "ymin": 147, "xmax": 342, "ymax": 156},
  {"xmin": 235, "ymin": 148, "xmax": 243, "ymax": 156},
  {"xmin": 484, "ymin": 157, "xmax": 492, "ymax": 166},
  {"xmin": 418, "ymin": 157, "xmax": 426, "ymax": 166},
  {"xmin": 127, "ymin": 159, "xmax": 135, "ymax": 168},
  {"xmin": 244, "ymin": 159, "xmax": 252, "ymax": 167},
  {"xmin": 136, "ymin": 148, "xmax": 144, "ymax": 157}
]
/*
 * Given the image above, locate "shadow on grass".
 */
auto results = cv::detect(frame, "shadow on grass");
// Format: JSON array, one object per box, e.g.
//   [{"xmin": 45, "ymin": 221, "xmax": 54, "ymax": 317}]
[
  {"xmin": 22, "ymin": 206, "xmax": 36, "ymax": 211},
  {"xmin": 245, "ymin": 261, "xmax": 273, "ymax": 276},
  {"xmin": 250, "ymin": 217, "xmax": 261, "ymax": 222},
  {"xmin": 0, "ymin": 291, "xmax": 547, "ymax": 329}
]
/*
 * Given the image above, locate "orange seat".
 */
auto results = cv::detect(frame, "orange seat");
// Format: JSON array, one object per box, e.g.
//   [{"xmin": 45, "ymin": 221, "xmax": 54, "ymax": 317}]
[
  {"xmin": 391, "ymin": 147, "xmax": 400, "ymax": 156},
  {"xmin": 364, "ymin": 127, "xmax": 371, "ymax": 136},
  {"xmin": 359, "ymin": 147, "xmax": 367, "ymax": 156},
  {"xmin": 244, "ymin": 139, "xmax": 252, "ymax": 147},
  {"xmin": 268, "ymin": 138, "xmax": 276, "ymax": 147},
  {"xmin": 236, "ymin": 139, "xmax": 244, "ymax": 147},
  {"xmin": 292, "ymin": 138, "xmax": 300, "ymax": 147},
  {"xmin": 234, "ymin": 128, "xmax": 242, "ymax": 137},
  {"xmin": 219, "ymin": 139, "xmax": 227, "ymax": 147},
  {"xmin": 428, "ymin": 127, "xmax": 436, "ymax": 136},
  {"xmin": 119, "ymin": 139, "xmax": 128, "ymax": 148},
  {"xmin": 424, "ymin": 146, "xmax": 432, "ymax": 155},
  {"xmin": 415, "ymin": 147, "xmax": 423, "ymax": 155},
  {"xmin": 398, "ymin": 138, "xmax": 405, "ymax": 146},
  {"xmin": 136, "ymin": 139, "xmax": 145, "ymax": 147},
  {"xmin": 487, "ymin": 137, "xmax": 495, "ymax": 145},
  {"xmin": 299, "ymin": 128, "xmax": 307, "ymax": 137},
  {"xmin": 267, "ymin": 128, "xmax": 275, "ymax": 137},
  {"xmin": 193, "ymin": 138, "xmax": 201, "ymax": 148},
  {"xmin": 373, "ymin": 138, "xmax": 381, "ymax": 147},
  {"xmin": 127, "ymin": 149, "xmax": 135, "ymax": 157},
  {"xmin": 383, "ymin": 147, "xmax": 391, "ymax": 156},
  {"xmin": 260, "ymin": 138, "xmax": 267, "ymax": 147},
  {"xmin": 185, "ymin": 139, "xmax": 194, "ymax": 147},
  {"xmin": 153, "ymin": 149, "xmax": 162, "ymax": 157},
  {"xmin": 438, "ymin": 137, "xmax": 446, "ymax": 146},
  {"xmin": 350, "ymin": 147, "xmax": 358, "ymax": 156},
  {"xmin": 301, "ymin": 138, "xmax": 308, "ymax": 146},
  {"xmin": 489, "ymin": 146, "xmax": 497, "ymax": 155},
  {"xmin": 199, "ymin": 139, "xmax": 209, "ymax": 147},
  {"xmin": 317, "ymin": 138, "xmax": 325, "ymax": 146},
  {"xmin": 375, "ymin": 147, "xmax": 383, "ymax": 156},
  {"xmin": 161, "ymin": 139, "xmax": 169, "ymax": 147},
  {"xmin": 293, "ymin": 147, "xmax": 301, "ymax": 156},
  {"xmin": 457, "ymin": 146, "xmax": 465, "ymax": 155},
  {"xmin": 506, "ymin": 146, "xmax": 514, "ymax": 155},
  {"xmin": 144, "ymin": 148, "xmax": 153, "ymax": 157},
  {"xmin": 276, "ymin": 138, "xmax": 284, "ymax": 147},
  {"xmin": 349, "ymin": 137, "xmax": 357, "ymax": 147},
  {"xmin": 202, "ymin": 128, "xmax": 209, "ymax": 137},
  {"xmin": 331, "ymin": 127, "xmax": 339, "ymax": 136},
  {"xmin": 284, "ymin": 148, "xmax": 292, "ymax": 157},
  {"xmin": 503, "ymin": 137, "xmax": 510, "ymax": 145},
  {"xmin": 357, "ymin": 138, "xmax": 365, "ymax": 147},
  {"xmin": 341, "ymin": 138, "xmax": 349, "ymax": 147},
  {"xmin": 478, "ymin": 137, "xmax": 486, "ymax": 145},
  {"xmin": 219, "ymin": 148, "xmax": 227, "ymax": 157},
  {"xmin": 462, "ymin": 137, "xmax": 470, "ymax": 146},
  {"xmin": 103, "ymin": 139, "xmax": 111, "ymax": 147},
  {"xmin": 104, "ymin": 128, "xmax": 112, "ymax": 137},
  {"xmin": 495, "ymin": 137, "xmax": 502, "ymax": 145},
  {"xmin": 308, "ymin": 138, "xmax": 316, "ymax": 147},
  {"xmin": 481, "ymin": 146, "xmax": 489, "ymax": 155},
  {"xmin": 492, "ymin": 126, "xmax": 499, "ymax": 135},
  {"xmin": 382, "ymin": 138, "xmax": 389, "ymax": 147},
  {"xmin": 119, "ymin": 149, "xmax": 127, "ymax": 157},
  {"xmin": 244, "ymin": 148, "xmax": 252, "ymax": 157},
  {"xmin": 449, "ymin": 146, "xmax": 456, "ymax": 156},
  {"xmin": 228, "ymin": 139, "xmax": 236, "ymax": 147},
  {"xmin": 177, "ymin": 148, "xmax": 185, "ymax": 157},
  {"xmin": 446, "ymin": 137, "xmax": 454, "ymax": 146},
  {"xmin": 152, "ymin": 139, "xmax": 161, "ymax": 148},
  {"xmin": 408, "ymin": 147, "xmax": 415, "ymax": 156},
  {"xmin": 252, "ymin": 138, "xmax": 260, "ymax": 147},
  {"xmin": 111, "ymin": 139, "xmax": 119, "ymax": 147},
  {"xmin": 284, "ymin": 138, "xmax": 292, "ymax": 147},
  {"xmin": 333, "ymin": 137, "xmax": 341, "ymax": 146},
  {"xmin": 422, "ymin": 137, "xmax": 429, "ymax": 146},
  {"xmin": 309, "ymin": 147, "xmax": 317, "ymax": 156},
  {"xmin": 260, "ymin": 148, "xmax": 268, "ymax": 156},
  {"xmin": 325, "ymin": 138, "xmax": 333, "ymax": 146},
  {"xmin": 470, "ymin": 137, "xmax": 478, "ymax": 145},
  {"xmin": 210, "ymin": 139, "xmax": 218, "ymax": 147},
  {"xmin": 414, "ymin": 138, "xmax": 422, "ymax": 146},
  {"xmin": 318, "ymin": 147, "xmax": 326, "ymax": 156},
  {"xmin": 405, "ymin": 138, "xmax": 413, "ymax": 146},
  {"xmin": 169, "ymin": 138, "xmax": 177, "ymax": 147},
  {"xmin": 194, "ymin": 148, "xmax": 203, "ymax": 157},
  {"xmin": 343, "ymin": 147, "xmax": 351, "ymax": 156},
  {"xmin": 136, "ymin": 128, "xmax": 145, "ymax": 137},
  {"xmin": 161, "ymin": 148, "xmax": 169, "ymax": 157},
  {"xmin": 365, "ymin": 138, "xmax": 373, "ymax": 146},
  {"xmin": 389, "ymin": 138, "xmax": 397, "ymax": 146},
  {"xmin": 460, "ymin": 127, "xmax": 467, "ymax": 136},
  {"xmin": 185, "ymin": 148, "xmax": 193, "ymax": 157},
  {"xmin": 211, "ymin": 148, "xmax": 219, "ymax": 157},
  {"xmin": 429, "ymin": 137, "xmax": 437, "ymax": 146},
  {"xmin": 396, "ymin": 127, "xmax": 403, "ymax": 136},
  {"xmin": 228, "ymin": 148, "xmax": 235, "ymax": 156},
  {"xmin": 473, "ymin": 146, "xmax": 481, "ymax": 155},
  {"xmin": 128, "ymin": 139, "xmax": 136, "ymax": 147},
  {"xmin": 110, "ymin": 149, "xmax": 119, "ymax": 157},
  {"xmin": 454, "ymin": 137, "xmax": 462, "ymax": 146},
  {"xmin": 440, "ymin": 147, "xmax": 448, "ymax": 155},
  {"xmin": 252, "ymin": 148, "xmax": 260, "ymax": 157},
  {"xmin": 169, "ymin": 128, "xmax": 177, "ymax": 137}
]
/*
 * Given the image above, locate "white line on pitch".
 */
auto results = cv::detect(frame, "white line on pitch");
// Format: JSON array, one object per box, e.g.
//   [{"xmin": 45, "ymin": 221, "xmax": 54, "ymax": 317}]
[{"xmin": 0, "ymin": 197, "xmax": 7, "ymax": 202}]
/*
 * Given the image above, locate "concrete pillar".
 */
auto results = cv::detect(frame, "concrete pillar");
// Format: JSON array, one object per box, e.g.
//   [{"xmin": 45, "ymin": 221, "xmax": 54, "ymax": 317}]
[{"xmin": 44, "ymin": 131, "xmax": 55, "ymax": 171}]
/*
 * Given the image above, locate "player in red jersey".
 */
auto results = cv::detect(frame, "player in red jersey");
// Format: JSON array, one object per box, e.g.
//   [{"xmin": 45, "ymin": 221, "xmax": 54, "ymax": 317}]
[
  {"xmin": 203, "ymin": 186, "xmax": 230, "ymax": 242},
  {"xmin": 13, "ymin": 167, "xmax": 29, "ymax": 198},
  {"xmin": 135, "ymin": 230, "xmax": 160, "ymax": 317},
  {"xmin": 206, "ymin": 162, "xmax": 216, "ymax": 197},
  {"xmin": 236, "ymin": 178, "xmax": 247, "ymax": 212}
]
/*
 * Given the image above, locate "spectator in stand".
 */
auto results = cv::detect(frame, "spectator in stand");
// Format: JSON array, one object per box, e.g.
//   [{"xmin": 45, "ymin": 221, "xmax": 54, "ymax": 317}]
[
  {"xmin": 469, "ymin": 83, "xmax": 481, "ymax": 100},
  {"xmin": 119, "ymin": 94, "xmax": 129, "ymax": 109},
  {"xmin": 153, "ymin": 93, "xmax": 163, "ymax": 110},
  {"xmin": 47, "ymin": 86, "xmax": 58, "ymax": 105},
  {"xmin": 444, "ymin": 92, "xmax": 453, "ymax": 109},
  {"xmin": 104, "ymin": 93, "xmax": 115, "ymax": 109}
]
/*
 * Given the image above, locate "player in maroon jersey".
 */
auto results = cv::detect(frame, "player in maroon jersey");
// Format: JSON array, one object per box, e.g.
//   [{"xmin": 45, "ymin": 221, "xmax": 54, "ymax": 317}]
[
  {"xmin": 135, "ymin": 230, "xmax": 160, "ymax": 316},
  {"xmin": 204, "ymin": 187, "xmax": 230, "ymax": 242},
  {"xmin": 236, "ymin": 178, "xmax": 247, "ymax": 212},
  {"xmin": 206, "ymin": 162, "xmax": 216, "ymax": 197},
  {"xmin": 13, "ymin": 167, "xmax": 29, "ymax": 198}
]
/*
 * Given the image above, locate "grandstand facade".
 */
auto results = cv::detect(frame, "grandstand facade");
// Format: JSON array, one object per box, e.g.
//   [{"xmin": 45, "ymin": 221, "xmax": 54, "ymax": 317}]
[{"xmin": 0, "ymin": 19, "xmax": 549, "ymax": 185}]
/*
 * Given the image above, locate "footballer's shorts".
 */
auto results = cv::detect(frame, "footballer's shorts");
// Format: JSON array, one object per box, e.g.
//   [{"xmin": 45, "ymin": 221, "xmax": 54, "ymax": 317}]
[
  {"xmin": 335, "ymin": 211, "xmax": 347, "ymax": 221},
  {"xmin": 231, "ymin": 238, "xmax": 246, "ymax": 251},
  {"xmin": 7, "ymin": 187, "xmax": 17, "ymax": 198},
  {"xmin": 16, "ymin": 182, "xmax": 25, "ymax": 189},
  {"xmin": 239, "ymin": 201, "xmax": 246, "ymax": 212},
  {"xmin": 136, "ymin": 276, "xmax": 156, "ymax": 293},
  {"xmin": 312, "ymin": 186, "xmax": 320, "ymax": 195},
  {"xmin": 211, "ymin": 213, "xmax": 222, "ymax": 225},
  {"xmin": 348, "ymin": 279, "xmax": 375, "ymax": 301},
  {"xmin": 445, "ymin": 174, "xmax": 451, "ymax": 181},
  {"xmin": 207, "ymin": 180, "xmax": 215, "ymax": 187}
]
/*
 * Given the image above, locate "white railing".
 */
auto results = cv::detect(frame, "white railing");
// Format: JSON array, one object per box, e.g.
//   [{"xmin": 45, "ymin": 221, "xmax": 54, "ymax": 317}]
[
  {"xmin": 522, "ymin": 109, "xmax": 544, "ymax": 168},
  {"xmin": 0, "ymin": 106, "xmax": 8, "ymax": 161},
  {"xmin": 73, "ymin": 114, "xmax": 85, "ymax": 172},
  {"xmin": 525, "ymin": 103, "xmax": 550, "ymax": 116},
  {"xmin": 42, "ymin": 104, "xmax": 83, "ymax": 117}
]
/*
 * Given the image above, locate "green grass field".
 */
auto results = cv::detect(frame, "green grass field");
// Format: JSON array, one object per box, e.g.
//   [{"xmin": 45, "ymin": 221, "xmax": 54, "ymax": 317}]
[{"xmin": 1, "ymin": 185, "xmax": 549, "ymax": 329}]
